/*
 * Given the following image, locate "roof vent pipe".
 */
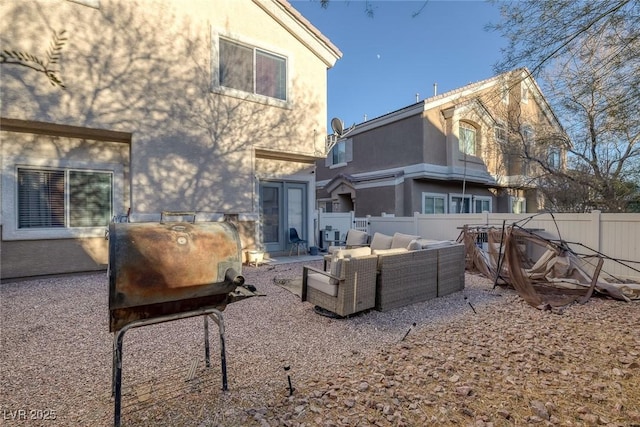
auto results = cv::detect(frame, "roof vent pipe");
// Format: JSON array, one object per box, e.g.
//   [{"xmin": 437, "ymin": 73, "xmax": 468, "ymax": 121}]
[
  {"xmin": 415, "ymin": 93, "xmax": 419, "ymax": 103},
  {"xmin": 433, "ymin": 83, "xmax": 437, "ymax": 96}
]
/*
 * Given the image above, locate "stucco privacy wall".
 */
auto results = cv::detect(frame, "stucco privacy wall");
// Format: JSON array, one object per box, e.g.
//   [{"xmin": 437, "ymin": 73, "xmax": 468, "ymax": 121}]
[{"xmin": 1, "ymin": 0, "xmax": 341, "ymax": 278}]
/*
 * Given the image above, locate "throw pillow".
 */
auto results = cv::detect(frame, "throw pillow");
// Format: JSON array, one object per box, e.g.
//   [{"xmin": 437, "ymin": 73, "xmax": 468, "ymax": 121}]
[
  {"xmin": 345, "ymin": 229, "xmax": 369, "ymax": 246},
  {"xmin": 370, "ymin": 232, "xmax": 393, "ymax": 251},
  {"xmin": 407, "ymin": 239, "xmax": 422, "ymax": 251},
  {"xmin": 391, "ymin": 232, "xmax": 421, "ymax": 249}
]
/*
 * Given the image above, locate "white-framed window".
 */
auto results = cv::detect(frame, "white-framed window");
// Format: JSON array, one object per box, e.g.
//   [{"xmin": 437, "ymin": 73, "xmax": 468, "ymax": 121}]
[
  {"xmin": 511, "ymin": 196, "xmax": 526, "ymax": 214},
  {"xmin": 522, "ymin": 125, "xmax": 534, "ymax": 143},
  {"xmin": 501, "ymin": 82, "xmax": 509, "ymax": 105},
  {"xmin": 326, "ymin": 138, "xmax": 352, "ymax": 168},
  {"xmin": 548, "ymin": 147, "xmax": 561, "ymax": 169},
  {"xmin": 495, "ymin": 120, "xmax": 506, "ymax": 145},
  {"xmin": 450, "ymin": 194, "xmax": 472, "ymax": 213},
  {"xmin": 17, "ymin": 168, "xmax": 113, "ymax": 229},
  {"xmin": 521, "ymin": 82, "xmax": 530, "ymax": 104},
  {"xmin": 422, "ymin": 193, "xmax": 447, "ymax": 214},
  {"xmin": 473, "ymin": 196, "xmax": 492, "ymax": 213},
  {"xmin": 459, "ymin": 122, "xmax": 477, "ymax": 156},
  {"xmin": 521, "ymin": 125, "xmax": 534, "ymax": 176},
  {"xmin": 218, "ymin": 37, "xmax": 287, "ymax": 101},
  {"xmin": 332, "ymin": 140, "xmax": 346, "ymax": 165}
]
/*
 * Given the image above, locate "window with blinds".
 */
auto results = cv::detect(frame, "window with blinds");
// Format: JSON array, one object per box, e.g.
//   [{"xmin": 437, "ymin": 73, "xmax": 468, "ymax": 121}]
[{"xmin": 17, "ymin": 168, "xmax": 113, "ymax": 229}]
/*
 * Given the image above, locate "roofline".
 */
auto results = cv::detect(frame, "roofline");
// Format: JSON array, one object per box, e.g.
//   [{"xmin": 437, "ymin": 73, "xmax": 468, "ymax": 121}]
[
  {"xmin": 516, "ymin": 68, "xmax": 566, "ymax": 134},
  {"xmin": 255, "ymin": 0, "xmax": 342, "ymax": 68},
  {"xmin": 339, "ymin": 67, "xmax": 565, "ymax": 138}
]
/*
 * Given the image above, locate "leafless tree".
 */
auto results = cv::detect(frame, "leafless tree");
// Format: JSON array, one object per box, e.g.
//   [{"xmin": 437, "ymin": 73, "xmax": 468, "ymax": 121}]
[{"xmin": 489, "ymin": 0, "xmax": 640, "ymax": 212}]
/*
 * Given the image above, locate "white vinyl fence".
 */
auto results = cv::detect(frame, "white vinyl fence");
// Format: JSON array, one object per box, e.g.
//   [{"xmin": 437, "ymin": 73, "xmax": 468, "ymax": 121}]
[{"xmin": 318, "ymin": 210, "xmax": 640, "ymax": 280}]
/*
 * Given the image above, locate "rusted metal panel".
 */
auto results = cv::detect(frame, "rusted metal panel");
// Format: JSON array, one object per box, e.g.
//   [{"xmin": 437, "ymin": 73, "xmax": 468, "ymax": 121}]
[{"xmin": 108, "ymin": 221, "xmax": 245, "ymax": 332}]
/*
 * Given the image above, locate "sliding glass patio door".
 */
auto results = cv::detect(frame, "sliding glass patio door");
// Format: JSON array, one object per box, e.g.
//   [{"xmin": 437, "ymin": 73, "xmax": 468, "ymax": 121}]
[{"xmin": 259, "ymin": 181, "xmax": 307, "ymax": 253}]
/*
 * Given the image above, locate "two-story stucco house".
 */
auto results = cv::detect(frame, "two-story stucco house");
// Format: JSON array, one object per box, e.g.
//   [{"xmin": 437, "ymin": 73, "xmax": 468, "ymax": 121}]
[
  {"xmin": 0, "ymin": 0, "xmax": 341, "ymax": 279},
  {"xmin": 316, "ymin": 69, "xmax": 565, "ymax": 217}
]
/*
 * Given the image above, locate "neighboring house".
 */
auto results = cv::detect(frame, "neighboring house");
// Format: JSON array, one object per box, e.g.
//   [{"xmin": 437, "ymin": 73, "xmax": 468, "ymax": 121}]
[
  {"xmin": 316, "ymin": 68, "xmax": 566, "ymax": 217},
  {"xmin": 0, "ymin": 0, "xmax": 341, "ymax": 279}
]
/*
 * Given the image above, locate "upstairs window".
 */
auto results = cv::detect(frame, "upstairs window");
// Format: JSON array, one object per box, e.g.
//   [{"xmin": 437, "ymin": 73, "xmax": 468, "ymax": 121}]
[
  {"xmin": 18, "ymin": 168, "xmax": 112, "ymax": 229},
  {"xmin": 459, "ymin": 122, "xmax": 477, "ymax": 155},
  {"xmin": 495, "ymin": 121, "xmax": 506, "ymax": 144},
  {"xmin": 521, "ymin": 83, "xmax": 530, "ymax": 104},
  {"xmin": 501, "ymin": 82, "xmax": 509, "ymax": 105},
  {"xmin": 326, "ymin": 138, "xmax": 352, "ymax": 168},
  {"xmin": 548, "ymin": 147, "xmax": 561, "ymax": 169},
  {"xmin": 219, "ymin": 38, "xmax": 287, "ymax": 101},
  {"xmin": 332, "ymin": 140, "xmax": 346, "ymax": 165}
]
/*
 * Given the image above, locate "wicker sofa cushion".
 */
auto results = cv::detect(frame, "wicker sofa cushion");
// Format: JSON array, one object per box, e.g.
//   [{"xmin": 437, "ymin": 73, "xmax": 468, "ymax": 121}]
[
  {"xmin": 327, "ymin": 230, "xmax": 371, "ymax": 254},
  {"xmin": 372, "ymin": 248, "xmax": 408, "ymax": 256},
  {"xmin": 391, "ymin": 232, "xmax": 421, "ymax": 249},
  {"xmin": 370, "ymin": 232, "xmax": 393, "ymax": 251},
  {"xmin": 416, "ymin": 239, "xmax": 455, "ymax": 249},
  {"xmin": 328, "ymin": 246, "xmax": 372, "ymax": 278},
  {"xmin": 329, "ymin": 252, "xmax": 342, "ymax": 277},
  {"xmin": 326, "ymin": 245, "xmax": 342, "ymax": 255},
  {"xmin": 306, "ymin": 272, "xmax": 338, "ymax": 297},
  {"xmin": 337, "ymin": 246, "xmax": 372, "ymax": 258}
]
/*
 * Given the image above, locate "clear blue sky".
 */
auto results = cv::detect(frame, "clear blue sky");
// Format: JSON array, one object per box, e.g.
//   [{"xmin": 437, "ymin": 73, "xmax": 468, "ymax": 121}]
[{"xmin": 289, "ymin": 0, "xmax": 507, "ymax": 129}]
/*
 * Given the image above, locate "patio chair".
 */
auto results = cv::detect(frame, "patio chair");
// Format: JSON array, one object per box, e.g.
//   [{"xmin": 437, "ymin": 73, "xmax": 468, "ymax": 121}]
[
  {"xmin": 302, "ymin": 248, "xmax": 377, "ymax": 317},
  {"xmin": 288, "ymin": 227, "xmax": 307, "ymax": 256},
  {"xmin": 323, "ymin": 229, "xmax": 370, "ymax": 270}
]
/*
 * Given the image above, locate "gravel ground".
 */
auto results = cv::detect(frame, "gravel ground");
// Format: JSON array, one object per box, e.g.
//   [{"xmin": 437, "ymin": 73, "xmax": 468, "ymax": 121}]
[{"xmin": 1, "ymin": 260, "xmax": 639, "ymax": 426}]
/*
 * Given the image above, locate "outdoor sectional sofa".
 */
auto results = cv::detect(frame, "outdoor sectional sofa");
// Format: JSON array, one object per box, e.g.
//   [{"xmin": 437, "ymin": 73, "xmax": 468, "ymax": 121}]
[
  {"xmin": 302, "ymin": 231, "xmax": 465, "ymax": 316},
  {"xmin": 369, "ymin": 232, "xmax": 465, "ymax": 311}
]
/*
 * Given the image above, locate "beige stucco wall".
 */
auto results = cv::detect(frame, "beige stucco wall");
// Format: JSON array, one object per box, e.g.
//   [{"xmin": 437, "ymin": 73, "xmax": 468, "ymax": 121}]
[
  {"xmin": 1, "ymin": 0, "xmax": 332, "ymax": 217},
  {"xmin": 1, "ymin": 0, "xmax": 339, "ymax": 278}
]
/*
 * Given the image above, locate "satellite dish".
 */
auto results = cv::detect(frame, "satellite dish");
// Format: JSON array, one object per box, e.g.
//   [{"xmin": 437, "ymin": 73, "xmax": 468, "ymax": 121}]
[
  {"xmin": 331, "ymin": 117, "xmax": 344, "ymax": 136},
  {"xmin": 326, "ymin": 117, "xmax": 356, "ymax": 156}
]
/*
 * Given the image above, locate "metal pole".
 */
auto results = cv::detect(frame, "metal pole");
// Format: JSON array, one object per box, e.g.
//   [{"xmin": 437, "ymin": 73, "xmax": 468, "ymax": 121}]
[
  {"xmin": 204, "ymin": 316, "xmax": 211, "ymax": 367},
  {"xmin": 207, "ymin": 311, "xmax": 228, "ymax": 391},
  {"xmin": 114, "ymin": 329, "xmax": 125, "ymax": 427}
]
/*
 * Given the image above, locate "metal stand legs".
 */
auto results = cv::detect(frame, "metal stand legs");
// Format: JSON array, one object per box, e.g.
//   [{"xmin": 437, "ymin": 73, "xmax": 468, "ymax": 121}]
[
  {"xmin": 112, "ymin": 307, "xmax": 227, "ymax": 427},
  {"xmin": 204, "ymin": 312, "xmax": 228, "ymax": 390}
]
